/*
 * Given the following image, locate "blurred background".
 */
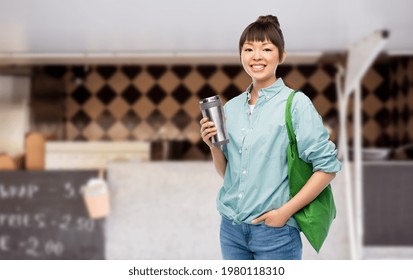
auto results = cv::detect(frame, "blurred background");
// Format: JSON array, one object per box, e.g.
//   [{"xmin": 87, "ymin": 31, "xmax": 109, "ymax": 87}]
[{"xmin": 0, "ymin": 0, "xmax": 412, "ymax": 260}]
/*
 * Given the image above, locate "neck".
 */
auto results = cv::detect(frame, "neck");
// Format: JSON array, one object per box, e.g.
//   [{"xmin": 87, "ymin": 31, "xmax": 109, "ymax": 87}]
[
  {"xmin": 252, "ymin": 77, "xmax": 277, "ymax": 92},
  {"xmin": 251, "ymin": 77, "xmax": 277, "ymax": 96}
]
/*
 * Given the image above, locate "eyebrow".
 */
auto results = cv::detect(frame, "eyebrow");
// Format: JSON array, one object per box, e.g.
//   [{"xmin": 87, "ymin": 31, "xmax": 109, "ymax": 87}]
[{"xmin": 244, "ymin": 42, "xmax": 273, "ymax": 46}]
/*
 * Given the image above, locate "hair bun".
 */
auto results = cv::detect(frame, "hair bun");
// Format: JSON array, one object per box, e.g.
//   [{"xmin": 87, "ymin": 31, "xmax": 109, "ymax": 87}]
[{"xmin": 257, "ymin": 15, "xmax": 280, "ymax": 28}]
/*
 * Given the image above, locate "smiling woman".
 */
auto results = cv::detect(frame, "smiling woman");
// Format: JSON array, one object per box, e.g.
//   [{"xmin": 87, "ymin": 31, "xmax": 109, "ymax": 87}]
[
  {"xmin": 199, "ymin": 15, "xmax": 342, "ymax": 260},
  {"xmin": 240, "ymin": 40, "xmax": 284, "ymax": 96},
  {"xmin": 238, "ymin": 15, "xmax": 286, "ymax": 103}
]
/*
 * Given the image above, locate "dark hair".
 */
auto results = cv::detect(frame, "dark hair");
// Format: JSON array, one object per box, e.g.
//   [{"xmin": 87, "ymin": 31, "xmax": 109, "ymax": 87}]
[{"xmin": 239, "ymin": 15, "xmax": 285, "ymax": 59}]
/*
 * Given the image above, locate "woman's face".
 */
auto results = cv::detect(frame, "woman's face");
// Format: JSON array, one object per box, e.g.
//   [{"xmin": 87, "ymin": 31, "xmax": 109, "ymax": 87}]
[{"xmin": 241, "ymin": 40, "xmax": 284, "ymax": 87}]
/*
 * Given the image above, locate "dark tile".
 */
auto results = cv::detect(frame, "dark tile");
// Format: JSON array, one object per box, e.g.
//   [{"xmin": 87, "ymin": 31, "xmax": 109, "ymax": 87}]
[
  {"xmin": 121, "ymin": 85, "xmax": 142, "ymax": 105},
  {"xmin": 402, "ymin": 76, "xmax": 410, "ymax": 96},
  {"xmin": 389, "ymin": 59, "xmax": 399, "ymax": 73},
  {"xmin": 172, "ymin": 84, "xmax": 192, "ymax": 104},
  {"xmin": 96, "ymin": 65, "xmax": 117, "ymax": 80},
  {"xmin": 171, "ymin": 65, "xmax": 192, "ymax": 79},
  {"xmin": 390, "ymin": 82, "xmax": 399, "ymax": 99},
  {"xmin": 374, "ymin": 107, "xmax": 392, "ymax": 128},
  {"xmin": 373, "ymin": 64, "xmax": 389, "ymax": 81},
  {"xmin": 44, "ymin": 65, "xmax": 67, "ymax": 79},
  {"xmin": 374, "ymin": 82, "xmax": 391, "ymax": 102},
  {"xmin": 391, "ymin": 108, "xmax": 398, "ymax": 126},
  {"xmin": 297, "ymin": 65, "xmax": 318, "ymax": 78},
  {"xmin": 96, "ymin": 109, "xmax": 116, "ymax": 130},
  {"xmin": 222, "ymin": 84, "xmax": 240, "ymax": 101},
  {"xmin": 147, "ymin": 109, "xmax": 167, "ymax": 131},
  {"xmin": 221, "ymin": 65, "xmax": 242, "ymax": 79},
  {"xmin": 277, "ymin": 65, "xmax": 293, "ymax": 78},
  {"xmin": 121, "ymin": 66, "xmax": 142, "ymax": 80},
  {"xmin": 147, "ymin": 65, "xmax": 167, "ymax": 80},
  {"xmin": 402, "ymin": 105, "xmax": 410, "ymax": 123},
  {"xmin": 171, "ymin": 109, "xmax": 192, "ymax": 130},
  {"xmin": 72, "ymin": 85, "xmax": 92, "ymax": 105},
  {"xmin": 402, "ymin": 132, "xmax": 410, "ymax": 145},
  {"xmin": 301, "ymin": 82, "xmax": 317, "ymax": 100},
  {"xmin": 97, "ymin": 85, "xmax": 117, "ymax": 105},
  {"xmin": 197, "ymin": 84, "xmax": 217, "ymax": 100},
  {"xmin": 324, "ymin": 108, "xmax": 339, "ymax": 123},
  {"xmin": 196, "ymin": 65, "xmax": 217, "ymax": 79},
  {"xmin": 392, "ymin": 137, "xmax": 400, "ymax": 148},
  {"xmin": 362, "ymin": 85, "xmax": 369, "ymax": 100},
  {"xmin": 121, "ymin": 109, "xmax": 141, "ymax": 130},
  {"xmin": 147, "ymin": 84, "xmax": 167, "ymax": 105},
  {"xmin": 374, "ymin": 133, "xmax": 392, "ymax": 147},
  {"xmin": 322, "ymin": 64, "xmax": 337, "ymax": 78},
  {"xmin": 400, "ymin": 57, "xmax": 409, "ymax": 69},
  {"xmin": 323, "ymin": 82, "xmax": 337, "ymax": 103},
  {"xmin": 362, "ymin": 110, "xmax": 370, "ymax": 125},
  {"xmin": 71, "ymin": 110, "xmax": 91, "ymax": 130},
  {"xmin": 72, "ymin": 65, "xmax": 90, "ymax": 80}
]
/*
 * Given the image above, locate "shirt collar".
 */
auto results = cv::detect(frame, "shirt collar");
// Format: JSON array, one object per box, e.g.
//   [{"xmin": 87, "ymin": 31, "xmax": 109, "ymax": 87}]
[{"xmin": 245, "ymin": 78, "xmax": 285, "ymax": 104}]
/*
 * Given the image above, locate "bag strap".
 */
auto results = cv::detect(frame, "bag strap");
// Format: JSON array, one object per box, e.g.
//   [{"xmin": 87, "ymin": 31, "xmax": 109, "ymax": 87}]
[{"xmin": 285, "ymin": 90, "xmax": 300, "ymax": 145}]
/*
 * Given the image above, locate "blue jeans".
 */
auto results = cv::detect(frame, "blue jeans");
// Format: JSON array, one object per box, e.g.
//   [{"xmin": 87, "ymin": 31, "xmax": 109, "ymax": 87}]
[{"xmin": 220, "ymin": 216, "xmax": 302, "ymax": 260}]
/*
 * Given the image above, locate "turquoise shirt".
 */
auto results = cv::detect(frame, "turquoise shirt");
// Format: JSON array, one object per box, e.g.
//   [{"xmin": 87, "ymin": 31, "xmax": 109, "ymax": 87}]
[{"xmin": 217, "ymin": 78, "xmax": 342, "ymax": 228}]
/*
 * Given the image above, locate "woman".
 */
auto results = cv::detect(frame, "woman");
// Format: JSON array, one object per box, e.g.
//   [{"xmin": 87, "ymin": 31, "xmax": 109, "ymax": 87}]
[{"xmin": 200, "ymin": 15, "xmax": 341, "ymax": 260}]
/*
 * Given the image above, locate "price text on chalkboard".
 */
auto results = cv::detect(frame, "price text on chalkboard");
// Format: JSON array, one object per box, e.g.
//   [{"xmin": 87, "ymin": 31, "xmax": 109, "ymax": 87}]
[{"xmin": 0, "ymin": 171, "xmax": 104, "ymax": 259}]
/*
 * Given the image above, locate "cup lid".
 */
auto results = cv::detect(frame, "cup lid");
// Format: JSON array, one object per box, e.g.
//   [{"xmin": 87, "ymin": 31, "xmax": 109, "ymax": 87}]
[{"xmin": 199, "ymin": 95, "xmax": 220, "ymax": 104}]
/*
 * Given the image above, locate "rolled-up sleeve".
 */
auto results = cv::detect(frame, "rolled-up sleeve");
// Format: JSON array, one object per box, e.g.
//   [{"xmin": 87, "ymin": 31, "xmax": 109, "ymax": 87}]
[{"xmin": 292, "ymin": 95, "xmax": 342, "ymax": 173}]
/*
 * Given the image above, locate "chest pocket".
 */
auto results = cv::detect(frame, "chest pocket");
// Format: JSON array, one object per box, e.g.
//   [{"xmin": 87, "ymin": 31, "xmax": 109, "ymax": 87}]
[{"xmin": 258, "ymin": 123, "xmax": 289, "ymax": 160}]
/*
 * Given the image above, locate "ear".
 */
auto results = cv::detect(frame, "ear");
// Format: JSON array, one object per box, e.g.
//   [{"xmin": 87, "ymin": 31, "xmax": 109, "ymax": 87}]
[{"xmin": 279, "ymin": 51, "xmax": 287, "ymax": 64}]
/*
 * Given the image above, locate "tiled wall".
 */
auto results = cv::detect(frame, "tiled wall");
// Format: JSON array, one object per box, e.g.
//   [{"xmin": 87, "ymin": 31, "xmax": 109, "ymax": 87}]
[
  {"xmin": 390, "ymin": 57, "xmax": 413, "ymax": 146},
  {"xmin": 31, "ymin": 57, "xmax": 413, "ymax": 159}
]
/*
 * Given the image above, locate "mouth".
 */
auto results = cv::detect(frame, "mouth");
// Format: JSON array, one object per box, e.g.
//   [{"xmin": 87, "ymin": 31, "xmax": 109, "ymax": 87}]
[{"xmin": 250, "ymin": 64, "xmax": 266, "ymax": 71}]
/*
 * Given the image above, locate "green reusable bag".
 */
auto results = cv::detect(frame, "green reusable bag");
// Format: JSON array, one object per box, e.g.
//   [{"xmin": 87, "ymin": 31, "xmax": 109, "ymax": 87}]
[{"xmin": 285, "ymin": 90, "xmax": 336, "ymax": 253}]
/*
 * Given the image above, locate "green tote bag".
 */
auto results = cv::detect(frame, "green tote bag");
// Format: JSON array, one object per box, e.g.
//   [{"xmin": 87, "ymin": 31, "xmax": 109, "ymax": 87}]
[{"xmin": 285, "ymin": 90, "xmax": 336, "ymax": 253}]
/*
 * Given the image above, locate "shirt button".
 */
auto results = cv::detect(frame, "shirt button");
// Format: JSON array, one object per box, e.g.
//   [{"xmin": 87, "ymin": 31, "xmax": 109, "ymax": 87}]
[
  {"xmin": 238, "ymin": 192, "xmax": 244, "ymax": 199},
  {"xmin": 239, "ymin": 150, "xmax": 242, "ymax": 154},
  {"xmin": 242, "ymin": 170, "xmax": 247, "ymax": 174}
]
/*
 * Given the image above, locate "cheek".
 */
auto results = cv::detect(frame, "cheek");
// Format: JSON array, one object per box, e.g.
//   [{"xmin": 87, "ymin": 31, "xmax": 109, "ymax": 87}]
[
  {"xmin": 267, "ymin": 56, "xmax": 280, "ymax": 68},
  {"xmin": 240, "ymin": 54, "xmax": 248, "ymax": 63},
  {"xmin": 241, "ymin": 57, "xmax": 250, "ymax": 70}
]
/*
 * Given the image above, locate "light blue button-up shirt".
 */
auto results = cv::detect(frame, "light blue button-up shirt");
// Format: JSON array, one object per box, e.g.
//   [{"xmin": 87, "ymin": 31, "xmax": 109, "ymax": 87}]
[{"xmin": 217, "ymin": 78, "xmax": 341, "ymax": 228}]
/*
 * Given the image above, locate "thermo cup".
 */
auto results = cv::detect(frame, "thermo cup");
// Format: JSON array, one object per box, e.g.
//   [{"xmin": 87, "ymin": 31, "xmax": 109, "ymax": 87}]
[{"xmin": 199, "ymin": 95, "xmax": 229, "ymax": 147}]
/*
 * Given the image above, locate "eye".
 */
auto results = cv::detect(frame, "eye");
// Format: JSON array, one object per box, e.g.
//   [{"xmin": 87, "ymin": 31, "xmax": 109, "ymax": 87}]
[
  {"xmin": 263, "ymin": 48, "xmax": 272, "ymax": 52},
  {"xmin": 244, "ymin": 48, "xmax": 253, "ymax": 52}
]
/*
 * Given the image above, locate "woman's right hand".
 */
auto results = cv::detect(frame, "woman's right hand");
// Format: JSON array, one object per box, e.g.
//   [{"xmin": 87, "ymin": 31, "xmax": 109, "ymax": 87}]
[{"xmin": 199, "ymin": 117, "xmax": 217, "ymax": 149}]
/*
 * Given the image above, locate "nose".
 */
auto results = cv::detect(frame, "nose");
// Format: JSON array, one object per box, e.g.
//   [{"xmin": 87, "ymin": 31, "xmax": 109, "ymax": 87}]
[{"xmin": 253, "ymin": 50, "xmax": 261, "ymax": 60}]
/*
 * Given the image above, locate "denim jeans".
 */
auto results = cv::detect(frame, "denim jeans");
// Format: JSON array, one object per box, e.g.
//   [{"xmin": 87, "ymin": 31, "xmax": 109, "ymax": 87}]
[{"xmin": 220, "ymin": 216, "xmax": 302, "ymax": 260}]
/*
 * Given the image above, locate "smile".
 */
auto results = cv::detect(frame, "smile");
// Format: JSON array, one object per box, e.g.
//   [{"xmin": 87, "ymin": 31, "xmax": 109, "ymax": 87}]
[{"xmin": 251, "ymin": 64, "xmax": 266, "ymax": 71}]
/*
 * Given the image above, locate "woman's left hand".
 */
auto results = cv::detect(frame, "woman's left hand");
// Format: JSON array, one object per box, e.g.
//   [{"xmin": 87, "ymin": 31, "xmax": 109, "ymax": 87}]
[{"xmin": 251, "ymin": 209, "xmax": 289, "ymax": 227}]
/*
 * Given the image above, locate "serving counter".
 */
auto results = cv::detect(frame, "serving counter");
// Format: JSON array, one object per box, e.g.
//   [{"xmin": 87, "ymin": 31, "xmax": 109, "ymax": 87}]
[{"xmin": 2, "ymin": 160, "xmax": 413, "ymax": 259}]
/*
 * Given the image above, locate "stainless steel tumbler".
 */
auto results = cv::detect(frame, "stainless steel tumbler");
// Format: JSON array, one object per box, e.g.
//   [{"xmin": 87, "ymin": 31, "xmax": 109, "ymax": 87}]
[{"xmin": 199, "ymin": 95, "xmax": 229, "ymax": 147}]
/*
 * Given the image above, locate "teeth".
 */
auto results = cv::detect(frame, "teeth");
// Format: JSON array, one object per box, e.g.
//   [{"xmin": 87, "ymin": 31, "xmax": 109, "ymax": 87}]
[{"xmin": 252, "ymin": 65, "xmax": 265, "ymax": 70}]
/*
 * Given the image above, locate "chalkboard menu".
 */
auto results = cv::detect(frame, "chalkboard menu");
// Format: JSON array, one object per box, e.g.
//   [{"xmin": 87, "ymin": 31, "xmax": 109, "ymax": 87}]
[{"xmin": 0, "ymin": 171, "xmax": 105, "ymax": 259}]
